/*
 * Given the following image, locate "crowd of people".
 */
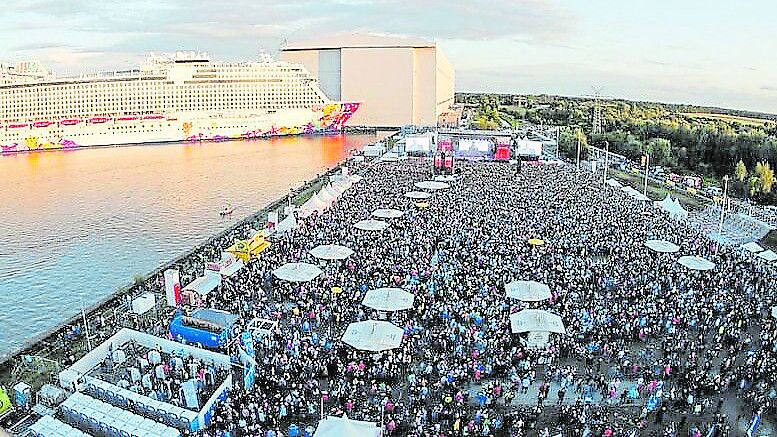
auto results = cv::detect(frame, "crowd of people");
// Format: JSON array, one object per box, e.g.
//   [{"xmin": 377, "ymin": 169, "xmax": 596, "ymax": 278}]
[{"xmin": 123, "ymin": 158, "xmax": 777, "ymax": 436}]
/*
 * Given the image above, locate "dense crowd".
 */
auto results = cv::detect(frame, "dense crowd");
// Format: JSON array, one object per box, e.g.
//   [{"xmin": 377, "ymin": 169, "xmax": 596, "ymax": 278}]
[{"xmin": 131, "ymin": 159, "xmax": 776, "ymax": 436}]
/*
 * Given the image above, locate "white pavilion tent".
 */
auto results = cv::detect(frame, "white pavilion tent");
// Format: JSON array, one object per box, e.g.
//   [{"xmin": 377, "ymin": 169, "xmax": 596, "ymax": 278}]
[
  {"xmin": 309, "ymin": 244, "xmax": 355, "ymax": 260},
  {"xmin": 677, "ymin": 255, "xmax": 716, "ymax": 271},
  {"xmin": 362, "ymin": 287, "xmax": 414, "ymax": 311},
  {"xmin": 509, "ymin": 310, "xmax": 566, "ymax": 334},
  {"xmin": 314, "ymin": 415, "xmax": 381, "ymax": 437},
  {"xmin": 272, "ymin": 262, "xmax": 323, "ymax": 282},
  {"xmin": 342, "ymin": 321, "xmax": 404, "ymax": 352},
  {"xmin": 354, "ymin": 219, "xmax": 390, "ymax": 231},
  {"xmin": 505, "ymin": 281, "xmax": 552, "ymax": 302},
  {"xmin": 644, "ymin": 239, "xmax": 681, "ymax": 253},
  {"xmin": 372, "ymin": 208, "xmax": 405, "ymax": 219}
]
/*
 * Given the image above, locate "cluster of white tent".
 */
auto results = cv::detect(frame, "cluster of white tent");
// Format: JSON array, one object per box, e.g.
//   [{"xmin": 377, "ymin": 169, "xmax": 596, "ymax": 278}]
[
  {"xmin": 298, "ymin": 173, "xmax": 363, "ymax": 219},
  {"xmin": 740, "ymin": 241, "xmax": 777, "ymax": 263},
  {"xmin": 655, "ymin": 194, "xmax": 689, "ymax": 220},
  {"xmin": 643, "ymin": 238, "xmax": 717, "ymax": 271},
  {"xmin": 505, "ymin": 280, "xmax": 566, "ymax": 349}
]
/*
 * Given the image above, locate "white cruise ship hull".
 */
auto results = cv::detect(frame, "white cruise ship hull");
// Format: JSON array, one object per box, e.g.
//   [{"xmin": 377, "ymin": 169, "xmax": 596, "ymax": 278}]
[{"xmin": 1, "ymin": 103, "xmax": 360, "ymax": 154}]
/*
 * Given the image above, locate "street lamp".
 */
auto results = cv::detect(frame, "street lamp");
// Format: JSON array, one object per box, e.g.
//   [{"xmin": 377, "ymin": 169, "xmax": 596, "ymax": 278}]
[
  {"xmin": 576, "ymin": 137, "xmax": 581, "ymax": 175},
  {"xmin": 642, "ymin": 154, "xmax": 650, "ymax": 197},
  {"xmin": 718, "ymin": 175, "xmax": 730, "ymax": 235},
  {"xmin": 602, "ymin": 141, "xmax": 610, "ymax": 183}
]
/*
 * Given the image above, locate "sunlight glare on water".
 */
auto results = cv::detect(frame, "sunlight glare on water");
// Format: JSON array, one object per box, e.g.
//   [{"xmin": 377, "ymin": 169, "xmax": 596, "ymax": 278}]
[{"xmin": 0, "ymin": 134, "xmax": 379, "ymax": 356}]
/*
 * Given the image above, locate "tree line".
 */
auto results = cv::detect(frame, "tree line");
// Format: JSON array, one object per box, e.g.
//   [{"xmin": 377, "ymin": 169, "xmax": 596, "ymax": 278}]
[{"xmin": 456, "ymin": 93, "xmax": 777, "ymax": 204}]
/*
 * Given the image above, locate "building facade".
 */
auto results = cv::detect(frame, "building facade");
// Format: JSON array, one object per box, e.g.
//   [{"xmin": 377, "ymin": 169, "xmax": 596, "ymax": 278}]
[{"xmin": 281, "ymin": 34, "xmax": 455, "ymax": 127}]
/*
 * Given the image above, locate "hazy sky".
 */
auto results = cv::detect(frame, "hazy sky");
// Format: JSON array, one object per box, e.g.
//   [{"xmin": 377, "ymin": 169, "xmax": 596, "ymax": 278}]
[{"xmin": 2, "ymin": 0, "xmax": 776, "ymax": 114}]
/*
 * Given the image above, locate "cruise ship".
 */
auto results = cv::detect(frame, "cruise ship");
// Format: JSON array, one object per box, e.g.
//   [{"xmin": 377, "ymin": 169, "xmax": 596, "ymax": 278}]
[{"xmin": 0, "ymin": 51, "xmax": 360, "ymax": 154}]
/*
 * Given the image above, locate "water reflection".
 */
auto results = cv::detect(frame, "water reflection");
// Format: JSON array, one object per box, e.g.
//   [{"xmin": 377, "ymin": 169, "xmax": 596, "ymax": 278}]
[{"xmin": 0, "ymin": 134, "xmax": 378, "ymax": 355}]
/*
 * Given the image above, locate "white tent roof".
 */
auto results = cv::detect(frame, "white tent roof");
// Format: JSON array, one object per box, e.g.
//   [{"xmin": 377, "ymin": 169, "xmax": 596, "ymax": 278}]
[
  {"xmin": 405, "ymin": 191, "xmax": 432, "ymax": 199},
  {"xmin": 300, "ymin": 193, "xmax": 328, "ymax": 218},
  {"xmin": 644, "ymin": 239, "xmax": 680, "ymax": 253},
  {"xmin": 606, "ymin": 178, "xmax": 622, "ymax": 188},
  {"xmin": 677, "ymin": 255, "xmax": 716, "ymax": 271},
  {"xmin": 772, "ymin": 306, "xmax": 777, "ymax": 319},
  {"xmin": 622, "ymin": 186, "xmax": 650, "ymax": 201},
  {"xmin": 349, "ymin": 175, "xmax": 364, "ymax": 183},
  {"xmin": 218, "ymin": 252, "xmax": 245, "ymax": 276},
  {"xmin": 354, "ymin": 219, "xmax": 389, "ymax": 231},
  {"xmin": 275, "ymin": 212, "xmax": 298, "ymax": 234},
  {"xmin": 342, "ymin": 320, "xmax": 404, "ymax": 351},
  {"xmin": 318, "ymin": 186, "xmax": 335, "ymax": 205},
  {"xmin": 505, "ymin": 280, "xmax": 552, "ymax": 302},
  {"xmin": 314, "ymin": 415, "xmax": 381, "ymax": 437},
  {"xmin": 309, "ymin": 244, "xmax": 355, "ymax": 260},
  {"xmin": 655, "ymin": 194, "xmax": 688, "ymax": 219},
  {"xmin": 741, "ymin": 242, "xmax": 765, "ymax": 253},
  {"xmin": 434, "ymin": 174, "xmax": 456, "ymax": 182},
  {"xmin": 510, "ymin": 309, "xmax": 566, "ymax": 334},
  {"xmin": 183, "ymin": 272, "xmax": 222, "ymax": 295},
  {"xmin": 362, "ymin": 287, "xmax": 414, "ymax": 311},
  {"xmin": 372, "ymin": 208, "xmax": 405, "ymax": 219},
  {"xmin": 757, "ymin": 250, "xmax": 777, "ymax": 262},
  {"xmin": 272, "ymin": 262, "xmax": 323, "ymax": 282},
  {"xmin": 415, "ymin": 180, "xmax": 450, "ymax": 190}
]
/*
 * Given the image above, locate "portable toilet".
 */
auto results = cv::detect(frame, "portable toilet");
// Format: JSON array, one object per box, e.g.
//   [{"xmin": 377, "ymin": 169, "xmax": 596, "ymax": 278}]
[{"xmin": 13, "ymin": 382, "xmax": 31, "ymax": 410}]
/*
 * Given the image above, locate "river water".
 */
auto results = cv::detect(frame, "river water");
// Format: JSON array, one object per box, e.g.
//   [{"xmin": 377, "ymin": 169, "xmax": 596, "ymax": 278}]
[{"xmin": 0, "ymin": 134, "xmax": 380, "ymax": 357}]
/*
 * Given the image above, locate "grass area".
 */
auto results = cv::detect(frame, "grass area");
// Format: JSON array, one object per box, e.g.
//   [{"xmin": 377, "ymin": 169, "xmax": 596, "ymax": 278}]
[
  {"xmin": 682, "ymin": 112, "xmax": 772, "ymax": 127},
  {"xmin": 610, "ymin": 170, "xmax": 708, "ymax": 211}
]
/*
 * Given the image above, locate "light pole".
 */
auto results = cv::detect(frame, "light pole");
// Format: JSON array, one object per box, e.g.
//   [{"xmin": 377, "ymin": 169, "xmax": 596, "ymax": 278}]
[
  {"xmin": 642, "ymin": 154, "xmax": 650, "ymax": 197},
  {"xmin": 602, "ymin": 141, "xmax": 610, "ymax": 183},
  {"xmin": 718, "ymin": 175, "xmax": 730, "ymax": 235},
  {"xmin": 576, "ymin": 137, "xmax": 581, "ymax": 175}
]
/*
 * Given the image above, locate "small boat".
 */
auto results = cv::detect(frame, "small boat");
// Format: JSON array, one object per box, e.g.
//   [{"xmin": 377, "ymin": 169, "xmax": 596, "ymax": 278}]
[{"xmin": 220, "ymin": 206, "xmax": 235, "ymax": 216}]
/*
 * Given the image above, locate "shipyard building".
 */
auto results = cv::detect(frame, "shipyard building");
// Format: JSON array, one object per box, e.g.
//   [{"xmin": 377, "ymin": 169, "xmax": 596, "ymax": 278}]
[{"xmin": 280, "ymin": 33, "xmax": 455, "ymax": 128}]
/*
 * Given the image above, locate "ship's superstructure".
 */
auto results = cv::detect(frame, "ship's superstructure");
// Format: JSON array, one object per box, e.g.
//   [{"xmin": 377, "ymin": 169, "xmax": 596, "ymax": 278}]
[{"xmin": 0, "ymin": 51, "xmax": 359, "ymax": 153}]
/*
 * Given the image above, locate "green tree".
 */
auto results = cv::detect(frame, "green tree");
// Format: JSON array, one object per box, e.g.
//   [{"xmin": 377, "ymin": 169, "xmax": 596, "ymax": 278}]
[
  {"xmin": 754, "ymin": 161, "xmax": 774, "ymax": 194},
  {"xmin": 735, "ymin": 160, "xmax": 748, "ymax": 182},
  {"xmin": 645, "ymin": 138, "xmax": 672, "ymax": 166}
]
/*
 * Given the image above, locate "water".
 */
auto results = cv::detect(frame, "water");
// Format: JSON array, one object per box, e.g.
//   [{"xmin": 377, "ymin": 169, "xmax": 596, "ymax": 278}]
[{"xmin": 0, "ymin": 134, "xmax": 380, "ymax": 357}]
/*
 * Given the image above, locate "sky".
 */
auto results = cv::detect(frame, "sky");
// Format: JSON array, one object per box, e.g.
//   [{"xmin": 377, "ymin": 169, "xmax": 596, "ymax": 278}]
[{"xmin": 1, "ymin": 0, "xmax": 776, "ymax": 114}]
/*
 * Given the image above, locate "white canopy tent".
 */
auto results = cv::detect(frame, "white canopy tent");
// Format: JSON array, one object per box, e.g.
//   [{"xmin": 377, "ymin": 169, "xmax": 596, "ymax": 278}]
[
  {"xmin": 299, "ymin": 193, "xmax": 328, "ymax": 218},
  {"xmin": 342, "ymin": 320, "xmax": 404, "ymax": 352},
  {"xmin": 272, "ymin": 262, "xmax": 324, "ymax": 282},
  {"xmin": 741, "ymin": 242, "xmax": 765, "ymax": 253},
  {"xmin": 318, "ymin": 186, "xmax": 336, "ymax": 205},
  {"xmin": 644, "ymin": 239, "xmax": 681, "ymax": 253},
  {"xmin": 510, "ymin": 310, "xmax": 566, "ymax": 334},
  {"xmin": 274, "ymin": 212, "xmax": 298, "ymax": 235},
  {"xmin": 505, "ymin": 280, "xmax": 552, "ymax": 302},
  {"xmin": 183, "ymin": 271, "xmax": 222, "ymax": 295},
  {"xmin": 606, "ymin": 178, "xmax": 623, "ymax": 188},
  {"xmin": 362, "ymin": 287, "xmax": 415, "ymax": 311},
  {"xmin": 372, "ymin": 208, "xmax": 405, "ymax": 219},
  {"xmin": 414, "ymin": 180, "xmax": 450, "ymax": 190},
  {"xmin": 349, "ymin": 175, "xmax": 364, "ymax": 183},
  {"xmin": 655, "ymin": 194, "xmax": 688, "ymax": 219},
  {"xmin": 314, "ymin": 415, "xmax": 381, "ymax": 437},
  {"xmin": 405, "ymin": 191, "xmax": 432, "ymax": 199},
  {"xmin": 757, "ymin": 250, "xmax": 777, "ymax": 263},
  {"xmin": 354, "ymin": 219, "xmax": 390, "ymax": 231},
  {"xmin": 309, "ymin": 244, "xmax": 355, "ymax": 260},
  {"xmin": 677, "ymin": 255, "xmax": 716, "ymax": 271},
  {"xmin": 434, "ymin": 175, "xmax": 456, "ymax": 182}
]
